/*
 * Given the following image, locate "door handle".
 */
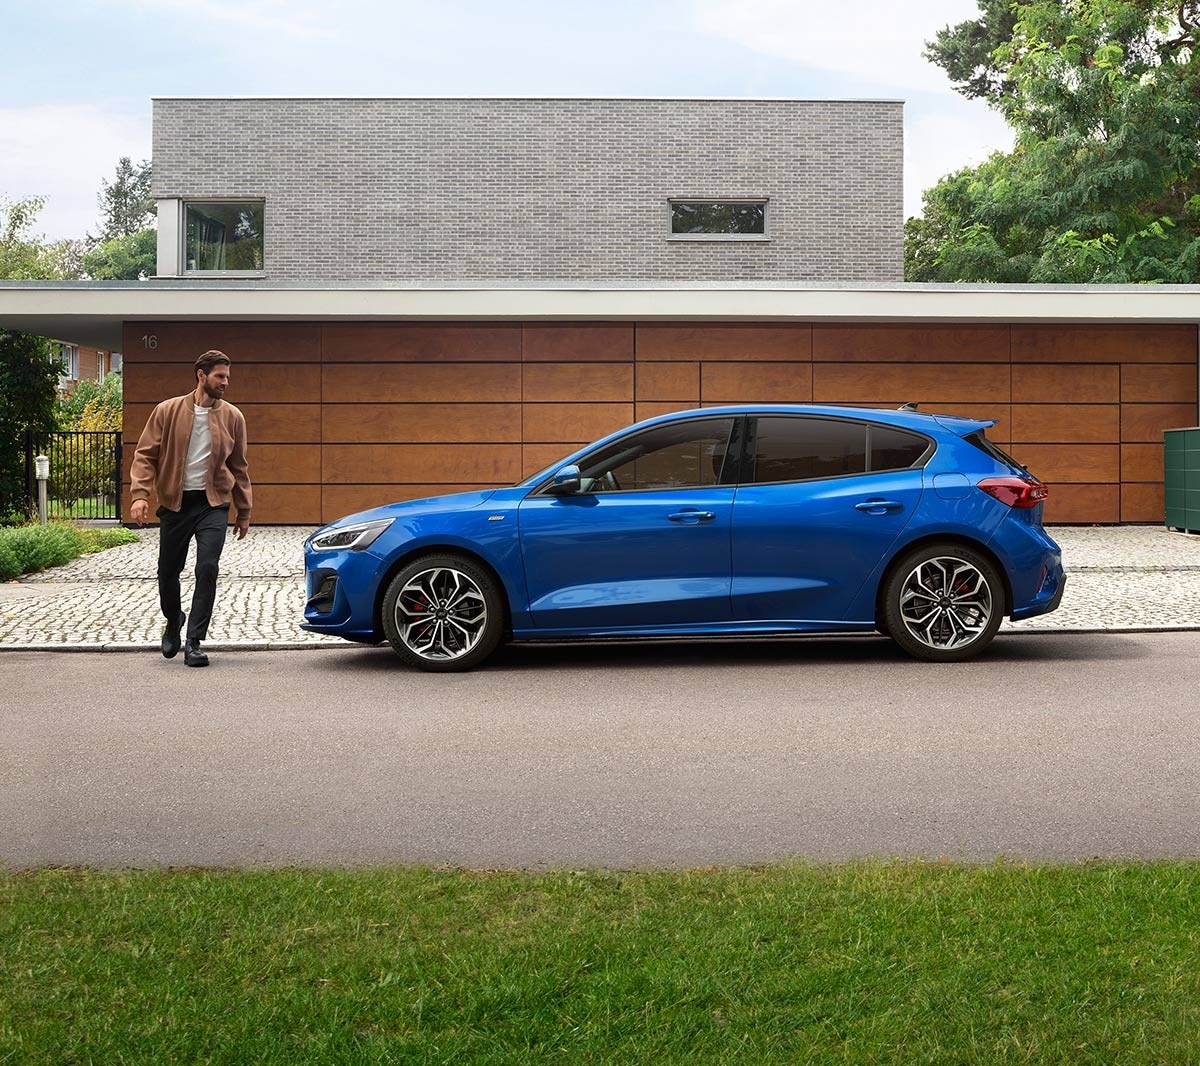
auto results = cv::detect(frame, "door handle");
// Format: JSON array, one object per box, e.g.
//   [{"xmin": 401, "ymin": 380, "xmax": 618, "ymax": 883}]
[
  {"xmin": 855, "ymin": 499, "xmax": 903, "ymax": 514},
  {"xmin": 668, "ymin": 510, "xmax": 716, "ymax": 524}
]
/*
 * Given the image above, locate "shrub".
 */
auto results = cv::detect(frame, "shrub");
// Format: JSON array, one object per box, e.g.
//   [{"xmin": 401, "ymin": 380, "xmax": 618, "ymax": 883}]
[
  {"xmin": 78, "ymin": 527, "xmax": 139, "ymax": 552},
  {"xmin": 0, "ymin": 522, "xmax": 138, "ymax": 581}
]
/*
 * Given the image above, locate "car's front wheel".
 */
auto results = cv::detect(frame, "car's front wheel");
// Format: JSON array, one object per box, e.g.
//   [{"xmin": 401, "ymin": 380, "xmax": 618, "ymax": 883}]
[
  {"xmin": 883, "ymin": 544, "xmax": 1005, "ymax": 662},
  {"xmin": 382, "ymin": 554, "xmax": 505, "ymax": 671}
]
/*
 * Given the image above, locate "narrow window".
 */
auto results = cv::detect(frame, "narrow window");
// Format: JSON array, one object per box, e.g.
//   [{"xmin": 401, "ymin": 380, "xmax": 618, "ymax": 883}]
[
  {"xmin": 668, "ymin": 199, "xmax": 768, "ymax": 240},
  {"xmin": 184, "ymin": 201, "xmax": 265, "ymax": 272},
  {"xmin": 58, "ymin": 343, "xmax": 79, "ymax": 382}
]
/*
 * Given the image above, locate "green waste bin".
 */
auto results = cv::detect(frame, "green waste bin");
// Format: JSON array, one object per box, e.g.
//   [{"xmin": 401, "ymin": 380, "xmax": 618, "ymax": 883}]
[{"xmin": 1164, "ymin": 426, "xmax": 1200, "ymax": 534}]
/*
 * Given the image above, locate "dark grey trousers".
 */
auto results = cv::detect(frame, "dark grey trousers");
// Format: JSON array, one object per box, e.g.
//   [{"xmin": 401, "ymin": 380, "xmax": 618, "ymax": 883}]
[{"xmin": 157, "ymin": 490, "xmax": 229, "ymax": 642}]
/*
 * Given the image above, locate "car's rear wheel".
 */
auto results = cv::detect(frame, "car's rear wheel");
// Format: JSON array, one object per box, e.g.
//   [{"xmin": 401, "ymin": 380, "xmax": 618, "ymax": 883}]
[
  {"xmin": 382, "ymin": 554, "xmax": 505, "ymax": 671},
  {"xmin": 883, "ymin": 544, "xmax": 1004, "ymax": 662}
]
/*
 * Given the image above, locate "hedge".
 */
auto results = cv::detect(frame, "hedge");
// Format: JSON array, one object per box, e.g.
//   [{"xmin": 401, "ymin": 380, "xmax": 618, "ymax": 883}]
[{"xmin": 0, "ymin": 523, "xmax": 139, "ymax": 581}]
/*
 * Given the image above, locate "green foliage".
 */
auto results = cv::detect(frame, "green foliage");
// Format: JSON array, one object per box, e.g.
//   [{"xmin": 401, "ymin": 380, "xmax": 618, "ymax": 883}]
[
  {"xmin": 911, "ymin": 0, "xmax": 1200, "ymax": 282},
  {"xmin": 49, "ymin": 374, "xmax": 123, "ymax": 507},
  {"xmin": 82, "ymin": 227, "xmax": 156, "ymax": 281},
  {"xmin": 57, "ymin": 371, "xmax": 122, "ymax": 430},
  {"xmin": 0, "ymin": 522, "xmax": 138, "ymax": 580},
  {"xmin": 0, "ymin": 330, "xmax": 61, "ymax": 523},
  {"xmin": 93, "ymin": 157, "xmax": 154, "ymax": 243},
  {"xmin": 78, "ymin": 525, "xmax": 139, "ymax": 552},
  {"xmin": 0, "ymin": 196, "xmax": 57, "ymax": 280},
  {"xmin": 0, "ymin": 195, "xmax": 85, "ymax": 280},
  {"xmin": 0, "ymin": 522, "xmax": 82, "ymax": 578},
  {"xmin": 924, "ymin": 0, "xmax": 1020, "ymax": 102}
]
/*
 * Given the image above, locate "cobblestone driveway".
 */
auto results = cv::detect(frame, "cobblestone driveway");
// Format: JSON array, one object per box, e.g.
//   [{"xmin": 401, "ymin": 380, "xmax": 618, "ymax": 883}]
[{"xmin": 1, "ymin": 526, "xmax": 1197, "ymax": 650}]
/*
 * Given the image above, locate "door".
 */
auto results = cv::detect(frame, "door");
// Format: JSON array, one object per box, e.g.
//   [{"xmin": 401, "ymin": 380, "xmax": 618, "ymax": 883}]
[
  {"xmin": 519, "ymin": 416, "xmax": 739, "ymax": 631},
  {"xmin": 731, "ymin": 416, "xmax": 928, "ymax": 622}
]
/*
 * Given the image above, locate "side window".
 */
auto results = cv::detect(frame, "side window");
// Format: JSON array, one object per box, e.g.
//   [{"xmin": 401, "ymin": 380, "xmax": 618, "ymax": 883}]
[
  {"xmin": 748, "ymin": 417, "xmax": 868, "ymax": 483},
  {"xmin": 575, "ymin": 417, "xmax": 736, "ymax": 493},
  {"xmin": 870, "ymin": 425, "xmax": 931, "ymax": 471}
]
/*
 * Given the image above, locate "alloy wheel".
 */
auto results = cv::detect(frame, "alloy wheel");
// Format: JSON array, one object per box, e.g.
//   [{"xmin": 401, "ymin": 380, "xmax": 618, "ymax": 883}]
[
  {"xmin": 394, "ymin": 566, "xmax": 489, "ymax": 662},
  {"xmin": 897, "ymin": 555, "xmax": 993, "ymax": 651}
]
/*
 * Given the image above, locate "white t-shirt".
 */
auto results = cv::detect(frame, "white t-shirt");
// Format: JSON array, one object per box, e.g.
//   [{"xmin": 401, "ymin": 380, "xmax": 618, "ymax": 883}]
[{"xmin": 182, "ymin": 404, "xmax": 212, "ymax": 490}]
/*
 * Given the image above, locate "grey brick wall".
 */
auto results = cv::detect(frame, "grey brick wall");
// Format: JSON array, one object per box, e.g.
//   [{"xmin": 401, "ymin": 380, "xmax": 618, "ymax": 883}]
[{"xmin": 152, "ymin": 97, "xmax": 903, "ymax": 283}]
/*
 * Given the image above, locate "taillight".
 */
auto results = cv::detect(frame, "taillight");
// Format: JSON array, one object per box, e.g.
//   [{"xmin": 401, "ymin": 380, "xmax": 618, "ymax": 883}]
[{"xmin": 977, "ymin": 476, "xmax": 1049, "ymax": 508}]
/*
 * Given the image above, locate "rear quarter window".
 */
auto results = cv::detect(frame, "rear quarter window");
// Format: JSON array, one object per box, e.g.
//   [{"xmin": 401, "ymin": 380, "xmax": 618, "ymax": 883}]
[{"xmin": 869, "ymin": 425, "xmax": 932, "ymax": 471}]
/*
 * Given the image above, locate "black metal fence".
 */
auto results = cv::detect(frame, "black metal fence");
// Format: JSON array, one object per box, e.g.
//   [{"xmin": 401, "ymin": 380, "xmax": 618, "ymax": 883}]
[{"xmin": 25, "ymin": 431, "xmax": 123, "ymax": 522}]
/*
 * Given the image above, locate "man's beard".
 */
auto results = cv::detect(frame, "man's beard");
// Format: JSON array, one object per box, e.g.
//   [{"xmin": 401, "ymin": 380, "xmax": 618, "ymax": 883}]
[{"xmin": 201, "ymin": 379, "xmax": 225, "ymax": 401}]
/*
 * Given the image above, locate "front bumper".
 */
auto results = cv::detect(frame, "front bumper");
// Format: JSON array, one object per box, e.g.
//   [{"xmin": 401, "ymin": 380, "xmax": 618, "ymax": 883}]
[{"xmin": 300, "ymin": 547, "xmax": 385, "ymax": 642}]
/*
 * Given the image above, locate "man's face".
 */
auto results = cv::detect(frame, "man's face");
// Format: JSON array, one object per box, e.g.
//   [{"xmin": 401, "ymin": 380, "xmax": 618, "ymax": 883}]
[{"xmin": 198, "ymin": 364, "xmax": 230, "ymax": 400}]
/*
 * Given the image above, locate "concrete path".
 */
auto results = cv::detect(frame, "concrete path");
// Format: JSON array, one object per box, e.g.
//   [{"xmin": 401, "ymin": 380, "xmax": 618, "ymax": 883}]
[{"xmin": 0, "ymin": 525, "xmax": 1198, "ymax": 650}]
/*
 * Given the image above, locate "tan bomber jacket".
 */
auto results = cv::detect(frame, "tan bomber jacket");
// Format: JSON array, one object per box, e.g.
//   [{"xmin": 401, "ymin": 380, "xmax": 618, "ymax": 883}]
[{"xmin": 130, "ymin": 393, "xmax": 252, "ymax": 519}]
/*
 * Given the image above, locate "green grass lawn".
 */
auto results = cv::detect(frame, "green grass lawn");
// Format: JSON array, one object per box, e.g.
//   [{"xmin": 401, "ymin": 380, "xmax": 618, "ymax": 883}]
[{"xmin": 2, "ymin": 862, "xmax": 1198, "ymax": 1064}]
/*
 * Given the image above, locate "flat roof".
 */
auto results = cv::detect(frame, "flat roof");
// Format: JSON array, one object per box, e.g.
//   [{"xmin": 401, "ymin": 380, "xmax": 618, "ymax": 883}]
[
  {"xmin": 3, "ymin": 280, "xmax": 1199, "ymax": 350},
  {"xmin": 152, "ymin": 95, "xmax": 906, "ymax": 103}
]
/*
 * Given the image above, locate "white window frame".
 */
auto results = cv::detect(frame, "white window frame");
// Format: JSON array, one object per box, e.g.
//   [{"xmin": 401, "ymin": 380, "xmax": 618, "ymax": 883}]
[
  {"xmin": 181, "ymin": 198, "xmax": 266, "ymax": 277},
  {"xmin": 58, "ymin": 343, "xmax": 79, "ymax": 382},
  {"xmin": 666, "ymin": 197, "xmax": 770, "ymax": 242}
]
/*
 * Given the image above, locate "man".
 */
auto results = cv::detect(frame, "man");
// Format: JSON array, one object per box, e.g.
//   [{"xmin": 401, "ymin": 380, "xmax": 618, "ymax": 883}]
[{"xmin": 129, "ymin": 350, "xmax": 252, "ymax": 667}]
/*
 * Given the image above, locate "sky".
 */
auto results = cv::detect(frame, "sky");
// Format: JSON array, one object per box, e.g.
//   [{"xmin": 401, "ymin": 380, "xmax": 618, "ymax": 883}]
[{"xmin": 1, "ymin": 0, "xmax": 1012, "ymax": 242}]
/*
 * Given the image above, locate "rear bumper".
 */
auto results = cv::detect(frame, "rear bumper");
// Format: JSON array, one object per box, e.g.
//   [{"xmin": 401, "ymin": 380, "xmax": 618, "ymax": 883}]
[
  {"xmin": 1011, "ymin": 569, "xmax": 1065, "ymax": 621},
  {"xmin": 986, "ymin": 517, "xmax": 1064, "ymax": 621}
]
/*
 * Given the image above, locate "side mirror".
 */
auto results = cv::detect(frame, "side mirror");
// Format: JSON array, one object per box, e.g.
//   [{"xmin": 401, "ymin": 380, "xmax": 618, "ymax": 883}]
[{"xmin": 549, "ymin": 464, "xmax": 581, "ymax": 495}]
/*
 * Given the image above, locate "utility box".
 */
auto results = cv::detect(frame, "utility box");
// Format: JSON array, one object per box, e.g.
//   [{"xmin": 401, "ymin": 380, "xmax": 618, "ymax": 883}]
[{"xmin": 1164, "ymin": 427, "xmax": 1200, "ymax": 534}]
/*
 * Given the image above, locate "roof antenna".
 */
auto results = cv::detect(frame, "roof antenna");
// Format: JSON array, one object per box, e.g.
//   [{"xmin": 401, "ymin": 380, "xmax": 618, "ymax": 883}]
[{"xmin": 898, "ymin": 402, "xmax": 919, "ymax": 411}]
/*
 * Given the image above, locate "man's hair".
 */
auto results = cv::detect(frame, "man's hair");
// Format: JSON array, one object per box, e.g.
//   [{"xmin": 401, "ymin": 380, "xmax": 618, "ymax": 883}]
[{"xmin": 195, "ymin": 350, "xmax": 231, "ymax": 376}]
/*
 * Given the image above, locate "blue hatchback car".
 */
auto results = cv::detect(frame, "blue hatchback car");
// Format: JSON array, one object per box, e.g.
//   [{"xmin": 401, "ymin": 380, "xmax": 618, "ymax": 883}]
[{"xmin": 302, "ymin": 405, "xmax": 1064, "ymax": 670}]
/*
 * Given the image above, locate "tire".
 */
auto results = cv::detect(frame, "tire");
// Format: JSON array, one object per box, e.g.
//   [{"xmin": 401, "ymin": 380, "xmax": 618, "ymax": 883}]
[
  {"xmin": 381, "ymin": 554, "xmax": 505, "ymax": 672},
  {"xmin": 882, "ymin": 543, "xmax": 1004, "ymax": 662}
]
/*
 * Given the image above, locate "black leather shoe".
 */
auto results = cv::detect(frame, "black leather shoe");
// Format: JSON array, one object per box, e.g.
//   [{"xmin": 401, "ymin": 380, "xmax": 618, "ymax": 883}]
[
  {"xmin": 162, "ymin": 612, "xmax": 185, "ymax": 659},
  {"xmin": 184, "ymin": 640, "xmax": 209, "ymax": 668}
]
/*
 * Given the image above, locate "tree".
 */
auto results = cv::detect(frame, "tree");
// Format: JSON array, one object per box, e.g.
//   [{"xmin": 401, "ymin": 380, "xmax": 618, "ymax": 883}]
[
  {"xmin": 94, "ymin": 157, "xmax": 154, "ymax": 242},
  {"xmin": 0, "ymin": 331, "xmax": 61, "ymax": 522},
  {"xmin": 82, "ymin": 158, "xmax": 157, "ymax": 280},
  {"xmin": 1, "ymin": 196, "xmax": 56, "ymax": 280},
  {"xmin": 909, "ymin": 0, "xmax": 1200, "ymax": 282},
  {"xmin": 57, "ymin": 371, "xmax": 122, "ymax": 430},
  {"xmin": 82, "ymin": 228, "xmax": 157, "ymax": 281},
  {"xmin": 0, "ymin": 196, "xmax": 84, "ymax": 280}
]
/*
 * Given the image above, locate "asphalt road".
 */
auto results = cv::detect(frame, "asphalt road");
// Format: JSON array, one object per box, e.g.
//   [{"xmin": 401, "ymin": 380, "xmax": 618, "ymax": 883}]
[{"xmin": 3, "ymin": 632, "xmax": 1199, "ymax": 869}]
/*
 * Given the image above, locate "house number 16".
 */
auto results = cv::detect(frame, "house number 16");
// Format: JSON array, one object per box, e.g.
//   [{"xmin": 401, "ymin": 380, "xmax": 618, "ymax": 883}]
[{"xmin": 141, "ymin": 334, "xmax": 158, "ymax": 349}]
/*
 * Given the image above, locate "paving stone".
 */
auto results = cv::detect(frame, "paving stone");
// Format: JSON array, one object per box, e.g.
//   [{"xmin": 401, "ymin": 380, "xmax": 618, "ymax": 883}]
[{"xmin": 1, "ymin": 525, "xmax": 1197, "ymax": 650}]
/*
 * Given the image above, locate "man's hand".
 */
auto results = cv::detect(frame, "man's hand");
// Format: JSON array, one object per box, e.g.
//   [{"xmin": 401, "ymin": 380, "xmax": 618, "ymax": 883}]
[
  {"xmin": 130, "ymin": 499, "xmax": 149, "ymax": 527},
  {"xmin": 234, "ymin": 516, "xmax": 250, "ymax": 541}
]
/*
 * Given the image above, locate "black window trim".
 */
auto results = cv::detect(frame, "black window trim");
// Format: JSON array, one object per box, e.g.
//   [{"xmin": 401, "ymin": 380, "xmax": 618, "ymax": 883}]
[{"xmin": 739, "ymin": 414, "xmax": 935, "ymax": 487}]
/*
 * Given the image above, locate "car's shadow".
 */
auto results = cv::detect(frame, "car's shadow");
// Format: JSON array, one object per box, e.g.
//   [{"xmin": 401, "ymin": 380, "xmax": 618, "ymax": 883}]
[{"xmin": 318, "ymin": 630, "xmax": 1159, "ymax": 675}]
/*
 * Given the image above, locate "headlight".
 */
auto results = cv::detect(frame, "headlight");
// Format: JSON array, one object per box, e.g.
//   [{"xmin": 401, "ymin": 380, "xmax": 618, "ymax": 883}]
[{"xmin": 309, "ymin": 518, "xmax": 394, "ymax": 552}]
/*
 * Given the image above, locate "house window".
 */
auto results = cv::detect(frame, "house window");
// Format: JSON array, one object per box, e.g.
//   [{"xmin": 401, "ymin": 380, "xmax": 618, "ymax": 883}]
[
  {"xmin": 57, "ymin": 343, "xmax": 79, "ymax": 382},
  {"xmin": 668, "ymin": 199, "xmax": 768, "ymax": 240},
  {"xmin": 184, "ymin": 201, "xmax": 265, "ymax": 272}
]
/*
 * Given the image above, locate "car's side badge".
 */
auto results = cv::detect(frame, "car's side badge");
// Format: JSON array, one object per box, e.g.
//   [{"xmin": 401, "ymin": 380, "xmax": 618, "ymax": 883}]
[{"xmin": 488, "ymin": 515, "xmax": 506, "ymax": 522}]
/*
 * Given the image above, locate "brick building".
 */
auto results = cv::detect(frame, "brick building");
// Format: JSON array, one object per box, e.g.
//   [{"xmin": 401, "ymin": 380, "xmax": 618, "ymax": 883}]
[{"xmin": 53, "ymin": 340, "xmax": 119, "ymax": 394}]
